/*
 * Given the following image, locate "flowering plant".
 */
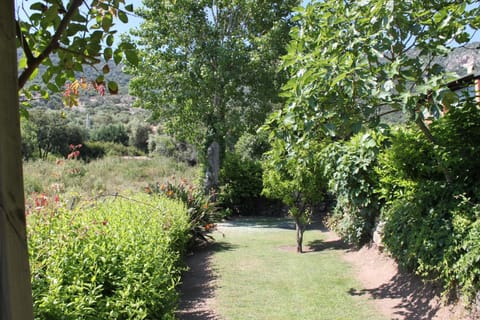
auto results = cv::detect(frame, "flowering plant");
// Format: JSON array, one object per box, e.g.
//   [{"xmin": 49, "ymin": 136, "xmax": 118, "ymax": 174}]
[{"xmin": 146, "ymin": 176, "xmax": 223, "ymax": 247}]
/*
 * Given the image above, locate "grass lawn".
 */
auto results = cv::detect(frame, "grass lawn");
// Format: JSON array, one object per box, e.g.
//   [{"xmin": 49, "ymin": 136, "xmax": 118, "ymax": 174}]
[{"xmin": 210, "ymin": 218, "xmax": 386, "ymax": 320}]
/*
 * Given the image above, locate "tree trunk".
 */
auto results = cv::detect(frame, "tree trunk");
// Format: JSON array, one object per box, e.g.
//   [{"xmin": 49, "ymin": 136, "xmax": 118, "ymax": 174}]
[
  {"xmin": 0, "ymin": 2, "xmax": 34, "ymax": 319},
  {"xmin": 295, "ymin": 218, "xmax": 304, "ymax": 254}
]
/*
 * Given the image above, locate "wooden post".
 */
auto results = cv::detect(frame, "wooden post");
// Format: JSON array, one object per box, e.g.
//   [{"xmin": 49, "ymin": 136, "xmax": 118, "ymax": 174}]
[{"xmin": 0, "ymin": 1, "xmax": 35, "ymax": 319}]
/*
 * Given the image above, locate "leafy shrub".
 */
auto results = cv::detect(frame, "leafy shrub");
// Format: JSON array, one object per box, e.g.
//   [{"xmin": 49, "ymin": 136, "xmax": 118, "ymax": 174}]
[
  {"xmin": 28, "ymin": 194, "xmax": 190, "ymax": 320},
  {"xmin": 148, "ymin": 134, "xmax": 197, "ymax": 165},
  {"xmin": 381, "ymin": 182, "xmax": 454, "ymax": 273},
  {"xmin": 130, "ymin": 123, "xmax": 151, "ymax": 153},
  {"xmin": 219, "ymin": 152, "xmax": 264, "ymax": 215},
  {"xmin": 377, "ymin": 109, "xmax": 480, "ymax": 304},
  {"xmin": 22, "ymin": 110, "xmax": 88, "ymax": 159},
  {"xmin": 430, "ymin": 100, "xmax": 480, "ymax": 196},
  {"xmin": 321, "ymin": 131, "xmax": 384, "ymax": 246},
  {"xmin": 147, "ymin": 177, "xmax": 223, "ymax": 248},
  {"xmin": 80, "ymin": 141, "xmax": 107, "ymax": 161},
  {"xmin": 450, "ymin": 196, "xmax": 480, "ymax": 302},
  {"xmin": 97, "ymin": 141, "xmax": 145, "ymax": 156},
  {"xmin": 21, "ymin": 119, "xmax": 38, "ymax": 160},
  {"xmin": 234, "ymin": 131, "xmax": 270, "ymax": 161},
  {"xmin": 91, "ymin": 124, "xmax": 129, "ymax": 146},
  {"xmin": 149, "ymin": 134, "xmax": 177, "ymax": 157}
]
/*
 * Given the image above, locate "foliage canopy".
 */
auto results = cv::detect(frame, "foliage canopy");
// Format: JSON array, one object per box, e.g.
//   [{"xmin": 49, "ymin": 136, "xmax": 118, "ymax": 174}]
[{"xmin": 129, "ymin": 0, "xmax": 299, "ymax": 154}]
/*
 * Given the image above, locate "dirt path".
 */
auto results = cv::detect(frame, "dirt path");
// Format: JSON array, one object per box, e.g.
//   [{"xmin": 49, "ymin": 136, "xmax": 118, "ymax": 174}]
[
  {"xmin": 175, "ymin": 245, "xmax": 219, "ymax": 320},
  {"xmin": 175, "ymin": 219, "xmax": 473, "ymax": 320}
]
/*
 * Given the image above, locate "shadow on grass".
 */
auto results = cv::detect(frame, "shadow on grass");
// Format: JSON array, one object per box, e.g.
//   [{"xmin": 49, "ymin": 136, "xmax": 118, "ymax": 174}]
[
  {"xmin": 306, "ymin": 238, "xmax": 350, "ymax": 252},
  {"xmin": 348, "ymin": 269, "xmax": 444, "ymax": 320},
  {"xmin": 176, "ymin": 241, "xmax": 236, "ymax": 320}
]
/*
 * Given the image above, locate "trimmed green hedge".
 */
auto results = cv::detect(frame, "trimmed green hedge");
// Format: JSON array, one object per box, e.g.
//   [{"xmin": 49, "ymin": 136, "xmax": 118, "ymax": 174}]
[{"xmin": 28, "ymin": 194, "xmax": 190, "ymax": 320}]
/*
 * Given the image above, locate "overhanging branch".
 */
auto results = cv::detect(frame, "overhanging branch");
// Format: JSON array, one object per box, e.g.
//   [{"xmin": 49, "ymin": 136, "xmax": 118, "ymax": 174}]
[{"xmin": 17, "ymin": 0, "xmax": 84, "ymax": 90}]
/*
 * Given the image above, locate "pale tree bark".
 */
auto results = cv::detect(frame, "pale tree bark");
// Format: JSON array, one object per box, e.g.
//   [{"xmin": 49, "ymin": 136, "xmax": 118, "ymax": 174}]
[{"xmin": 0, "ymin": 1, "xmax": 35, "ymax": 319}]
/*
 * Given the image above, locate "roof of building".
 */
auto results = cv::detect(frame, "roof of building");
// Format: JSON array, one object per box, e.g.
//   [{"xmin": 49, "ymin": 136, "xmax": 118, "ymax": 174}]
[{"xmin": 446, "ymin": 73, "xmax": 480, "ymax": 91}]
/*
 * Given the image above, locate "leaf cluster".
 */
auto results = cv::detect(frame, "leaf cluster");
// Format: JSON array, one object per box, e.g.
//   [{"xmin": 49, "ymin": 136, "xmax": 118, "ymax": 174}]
[
  {"xmin": 279, "ymin": 0, "xmax": 477, "ymax": 137},
  {"xmin": 17, "ymin": 0, "xmax": 138, "ymax": 111}
]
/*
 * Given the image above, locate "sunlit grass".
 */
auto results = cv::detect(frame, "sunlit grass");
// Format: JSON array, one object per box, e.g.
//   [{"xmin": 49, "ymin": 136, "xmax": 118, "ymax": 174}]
[{"xmin": 210, "ymin": 218, "xmax": 386, "ymax": 320}]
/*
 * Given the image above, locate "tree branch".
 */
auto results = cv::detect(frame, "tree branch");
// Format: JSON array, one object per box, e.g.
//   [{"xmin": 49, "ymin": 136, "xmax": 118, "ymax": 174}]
[
  {"xmin": 57, "ymin": 46, "xmax": 101, "ymax": 65},
  {"xmin": 377, "ymin": 108, "xmax": 401, "ymax": 118},
  {"xmin": 18, "ymin": 0, "xmax": 84, "ymax": 90},
  {"xmin": 16, "ymin": 21, "xmax": 34, "ymax": 62}
]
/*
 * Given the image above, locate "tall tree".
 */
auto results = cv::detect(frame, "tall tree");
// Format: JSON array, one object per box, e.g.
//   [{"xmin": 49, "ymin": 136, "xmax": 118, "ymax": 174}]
[
  {"xmin": 129, "ymin": 0, "xmax": 299, "ymax": 190},
  {"xmin": 270, "ymin": 0, "xmax": 480, "ymax": 182},
  {"xmin": 1, "ymin": 1, "xmax": 136, "ymax": 318}
]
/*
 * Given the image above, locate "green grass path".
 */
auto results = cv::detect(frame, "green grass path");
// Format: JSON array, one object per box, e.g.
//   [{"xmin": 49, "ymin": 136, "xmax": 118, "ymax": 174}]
[{"xmin": 210, "ymin": 218, "xmax": 386, "ymax": 320}]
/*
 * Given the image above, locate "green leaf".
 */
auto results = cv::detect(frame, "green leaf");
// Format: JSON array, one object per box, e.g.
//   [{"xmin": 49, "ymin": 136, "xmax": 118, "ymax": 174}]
[
  {"xmin": 104, "ymin": 47, "xmax": 113, "ymax": 61},
  {"xmin": 102, "ymin": 13, "xmax": 113, "ymax": 32},
  {"xmin": 125, "ymin": 50, "xmax": 139, "ymax": 66},
  {"xmin": 125, "ymin": 4, "xmax": 134, "ymax": 12},
  {"xmin": 118, "ymin": 11, "xmax": 129, "ymax": 24},
  {"xmin": 29, "ymin": 2, "xmax": 46, "ymax": 12},
  {"xmin": 106, "ymin": 34, "xmax": 114, "ymax": 46},
  {"xmin": 108, "ymin": 81, "xmax": 119, "ymax": 94},
  {"xmin": 113, "ymin": 49, "xmax": 123, "ymax": 64},
  {"xmin": 47, "ymin": 83, "xmax": 59, "ymax": 92},
  {"xmin": 331, "ymin": 72, "xmax": 348, "ymax": 87}
]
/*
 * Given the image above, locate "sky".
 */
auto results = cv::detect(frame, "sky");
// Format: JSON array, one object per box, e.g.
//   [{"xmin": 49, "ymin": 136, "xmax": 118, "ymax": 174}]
[{"xmin": 115, "ymin": 0, "xmax": 144, "ymax": 35}]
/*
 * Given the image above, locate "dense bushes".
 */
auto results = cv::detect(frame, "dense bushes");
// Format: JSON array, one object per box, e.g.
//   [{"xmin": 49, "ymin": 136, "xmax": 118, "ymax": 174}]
[
  {"xmin": 219, "ymin": 152, "xmax": 264, "ymax": 215},
  {"xmin": 148, "ymin": 134, "xmax": 197, "ymax": 165},
  {"xmin": 321, "ymin": 132, "xmax": 384, "ymax": 247},
  {"xmin": 21, "ymin": 111, "xmax": 88, "ymax": 159},
  {"xmin": 318, "ymin": 102, "xmax": 480, "ymax": 303},
  {"xmin": 375, "ymin": 102, "xmax": 480, "ymax": 303},
  {"xmin": 147, "ymin": 177, "xmax": 223, "ymax": 248},
  {"xmin": 28, "ymin": 194, "xmax": 190, "ymax": 320},
  {"xmin": 91, "ymin": 124, "xmax": 130, "ymax": 146},
  {"xmin": 216, "ymin": 132, "xmax": 269, "ymax": 215}
]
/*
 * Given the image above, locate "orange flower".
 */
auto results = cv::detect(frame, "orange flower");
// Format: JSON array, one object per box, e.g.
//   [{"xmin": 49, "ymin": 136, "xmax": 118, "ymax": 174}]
[{"xmin": 205, "ymin": 223, "xmax": 216, "ymax": 231}]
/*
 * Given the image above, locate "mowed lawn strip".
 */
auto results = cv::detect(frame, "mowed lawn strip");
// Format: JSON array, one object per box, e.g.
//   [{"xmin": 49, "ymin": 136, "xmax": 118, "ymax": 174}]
[{"xmin": 211, "ymin": 218, "xmax": 386, "ymax": 320}]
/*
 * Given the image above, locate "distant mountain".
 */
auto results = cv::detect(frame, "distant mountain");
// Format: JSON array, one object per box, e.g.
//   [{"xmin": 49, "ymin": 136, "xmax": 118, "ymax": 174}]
[{"xmin": 440, "ymin": 42, "xmax": 480, "ymax": 77}]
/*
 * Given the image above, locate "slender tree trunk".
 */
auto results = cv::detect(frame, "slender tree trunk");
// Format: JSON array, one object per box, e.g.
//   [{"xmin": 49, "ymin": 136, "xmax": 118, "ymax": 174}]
[
  {"xmin": 0, "ymin": 2, "xmax": 34, "ymax": 319},
  {"xmin": 295, "ymin": 217, "xmax": 304, "ymax": 254}
]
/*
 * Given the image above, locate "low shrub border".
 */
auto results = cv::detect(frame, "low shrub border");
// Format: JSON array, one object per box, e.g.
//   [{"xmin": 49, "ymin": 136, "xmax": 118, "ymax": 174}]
[{"xmin": 28, "ymin": 193, "xmax": 190, "ymax": 320}]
